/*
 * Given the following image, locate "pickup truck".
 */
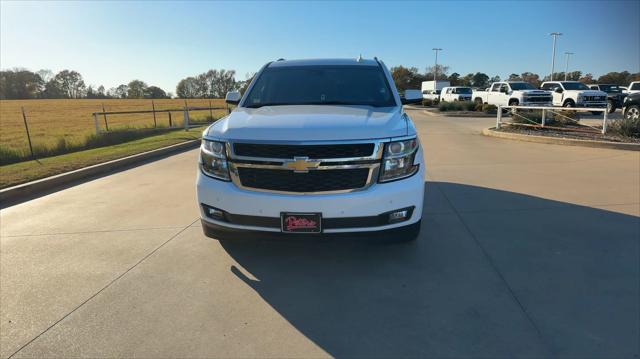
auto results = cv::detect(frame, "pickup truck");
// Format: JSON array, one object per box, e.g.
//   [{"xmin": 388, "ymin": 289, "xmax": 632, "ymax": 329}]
[
  {"xmin": 197, "ymin": 58, "xmax": 425, "ymax": 241},
  {"xmin": 627, "ymin": 81, "xmax": 640, "ymax": 94},
  {"xmin": 622, "ymin": 92, "xmax": 639, "ymax": 121},
  {"xmin": 587, "ymin": 84, "xmax": 627, "ymax": 113},
  {"xmin": 540, "ymin": 81, "xmax": 608, "ymax": 114},
  {"xmin": 440, "ymin": 86, "xmax": 472, "ymax": 102},
  {"xmin": 473, "ymin": 81, "xmax": 552, "ymax": 107}
]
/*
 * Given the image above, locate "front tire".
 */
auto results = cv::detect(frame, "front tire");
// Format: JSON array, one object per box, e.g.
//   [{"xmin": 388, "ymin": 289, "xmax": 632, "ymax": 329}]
[
  {"xmin": 474, "ymin": 97, "xmax": 483, "ymax": 105},
  {"xmin": 563, "ymin": 100, "xmax": 575, "ymax": 108},
  {"xmin": 607, "ymin": 100, "xmax": 616, "ymax": 114},
  {"xmin": 625, "ymin": 105, "xmax": 640, "ymax": 121}
]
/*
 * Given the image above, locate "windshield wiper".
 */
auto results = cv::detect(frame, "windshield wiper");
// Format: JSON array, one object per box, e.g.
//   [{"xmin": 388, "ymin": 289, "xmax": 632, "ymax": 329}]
[
  {"xmin": 246, "ymin": 101, "xmax": 385, "ymax": 108},
  {"xmin": 301, "ymin": 101, "xmax": 385, "ymax": 107},
  {"xmin": 245, "ymin": 103, "xmax": 295, "ymax": 108}
]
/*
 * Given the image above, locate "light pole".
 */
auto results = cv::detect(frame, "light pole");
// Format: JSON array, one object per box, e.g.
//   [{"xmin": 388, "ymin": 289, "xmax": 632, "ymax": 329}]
[
  {"xmin": 549, "ymin": 32, "xmax": 562, "ymax": 80},
  {"xmin": 432, "ymin": 48, "xmax": 442, "ymax": 82},
  {"xmin": 564, "ymin": 52, "xmax": 574, "ymax": 81}
]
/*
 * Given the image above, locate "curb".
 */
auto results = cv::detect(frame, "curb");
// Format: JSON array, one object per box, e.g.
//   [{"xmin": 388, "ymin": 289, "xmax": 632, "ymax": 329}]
[
  {"xmin": 482, "ymin": 128, "xmax": 640, "ymax": 151},
  {"xmin": 0, "ymin": 139, "xmax": 201, "ymax": 206},
  {"xmin": 439, "ymin": 112, "xmax": 494, "ymax": 118}
]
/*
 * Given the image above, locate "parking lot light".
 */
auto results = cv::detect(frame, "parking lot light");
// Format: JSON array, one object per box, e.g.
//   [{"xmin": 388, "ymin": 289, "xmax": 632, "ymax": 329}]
[
  {"xmin": 432, "ymin": 48, "xmax": 443, "ymax": 82},
  {"xmin": 549, "ymin": 32, "xmax": 563, "ymax": 80},
  {"xmin": 564, "ymin": 52, "xmax": 574, "ymax": 81}
]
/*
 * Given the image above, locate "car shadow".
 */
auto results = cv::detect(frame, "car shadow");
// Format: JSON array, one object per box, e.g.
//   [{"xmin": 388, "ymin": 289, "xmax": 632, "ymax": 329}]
[{"xmin": 219, "ymin": 182, "xmax": 639, "ymax": 358}]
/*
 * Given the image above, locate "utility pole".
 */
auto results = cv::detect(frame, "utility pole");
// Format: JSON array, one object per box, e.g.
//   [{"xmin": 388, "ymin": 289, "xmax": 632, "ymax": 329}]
[
  {"xmin": 432, "ymin": 48, "xmax": 443, "ymax": 83},
  {"xmin": 564, "ymin": 52, "xmax": 574, "ymax": 81},
  {"xmin": 549, "ymin": 32, "xmax": 562, "ymax": 80}
]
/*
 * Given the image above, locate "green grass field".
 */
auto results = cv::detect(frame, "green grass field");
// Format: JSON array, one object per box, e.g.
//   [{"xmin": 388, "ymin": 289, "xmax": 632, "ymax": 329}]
[
  {"xmin": 0, "ymin": 126, "xmax": 206, "ymax": 189},
  {"xmin": 0, "ymin": 98, "xmax": 229, "ymax": 188},
  {"xmin": 0, "ymin": 98, "xmax": 226, "ymax": 164}
]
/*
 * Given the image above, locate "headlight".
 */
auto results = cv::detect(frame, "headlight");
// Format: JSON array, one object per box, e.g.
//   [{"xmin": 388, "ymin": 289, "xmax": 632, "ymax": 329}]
[
  {"xmin": 200, "ymin": 140, "xmax": 230, "ymax": 181},
  {"xmin": 379, "ymin": 138, "xmax": 419, "ymax": 183}
]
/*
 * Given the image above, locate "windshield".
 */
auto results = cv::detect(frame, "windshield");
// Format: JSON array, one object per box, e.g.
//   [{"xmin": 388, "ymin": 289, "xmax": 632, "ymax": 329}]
[
  {"xmin": 562, "ymin": 82, "xmax": 589, "ymax": 90},
  {"xmin": 244, "ymin": 65, "xmax": 396, "ymax": 108},
  {"xmin": 509, "ymin": 82, "xmax": 535, "ymax": 90},
  {"xmin": 454, "ymin": 87, "xmax": 472, "ymax": 94},
  {"xmin": 597, "ymin": 85, "xmax": 622, "ymax": 93}
]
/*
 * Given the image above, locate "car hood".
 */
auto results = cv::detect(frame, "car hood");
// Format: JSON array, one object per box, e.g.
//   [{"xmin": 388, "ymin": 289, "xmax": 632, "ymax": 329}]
[{"xmin": 206, "ymin": 105, "xmax": 408, "ymax": 141}]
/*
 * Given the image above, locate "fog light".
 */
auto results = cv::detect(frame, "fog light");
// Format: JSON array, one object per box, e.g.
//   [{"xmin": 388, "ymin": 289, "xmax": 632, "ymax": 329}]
[
  {"xmin": 202, "ymin": 204, "xmax": 225, "ymax": 221},
  {"xmin": 389, "ymin": 210, "xmax": 408, "ymax": 223}
]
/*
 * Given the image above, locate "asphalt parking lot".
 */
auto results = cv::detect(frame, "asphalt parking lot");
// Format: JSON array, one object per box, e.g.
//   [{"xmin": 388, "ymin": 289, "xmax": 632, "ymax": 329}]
[{"xmin": 1, "ymin": 109, "xmax": 638, "ymax": 358}]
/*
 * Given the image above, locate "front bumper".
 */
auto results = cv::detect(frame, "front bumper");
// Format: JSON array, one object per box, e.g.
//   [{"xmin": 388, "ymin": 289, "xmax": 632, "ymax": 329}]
[
  {"xmin": 576, "ymin": 102, "xmax": 607, "ymax": 108},
  {"xmin": 196, "ymin": 157, "xmax": 425, "ymax": 236}
]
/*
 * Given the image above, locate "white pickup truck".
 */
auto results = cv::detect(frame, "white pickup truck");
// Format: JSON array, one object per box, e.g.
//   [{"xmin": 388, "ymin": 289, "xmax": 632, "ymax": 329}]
[
  {"xmin": 473, "ymin": 81, "xmax": 553, "ymax": 106},
  {"xmin": 197, "ymin": 58, "xmax": 425, "ymax": 241},
  {"xmin": 626, "ymin": 81, "xmax": 640, "ymax": 94},
  {"xmin": 540, "ymin": 81, "xmax": 607, "ymax": 112}
]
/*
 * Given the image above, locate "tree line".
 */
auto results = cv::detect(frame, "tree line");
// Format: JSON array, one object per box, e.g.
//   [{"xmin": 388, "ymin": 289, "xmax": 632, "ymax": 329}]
[
  {"xmin": 0, "ymin": 68, "xmax": 251, "ymax": 100},
  {"xmin": 0, "ymin": 69, "xmax": 173, "ymax": 100},
  {"xmin": 2, "ymin": 65, "xmax": 638, "ymax": 100},
  {"xmin": 391, "ymin": 65, "xmax": 640, "ymax": 93}
]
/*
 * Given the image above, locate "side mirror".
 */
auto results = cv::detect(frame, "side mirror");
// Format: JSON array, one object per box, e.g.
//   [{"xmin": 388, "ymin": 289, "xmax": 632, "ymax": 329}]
[
  {"xmin": 500, "ymin": 87, "xmax": 508, "ymax": 94},
  {"xmin": 401, "ymin": 89, "xmax": 423, "ymax": 105},
  {"xmin": 554, "ymin": 88, "xmax": 563, "ymax": 93},
  {"xmin": 225, "ymin": 91, "xmax": 241, "ymax": 105}
]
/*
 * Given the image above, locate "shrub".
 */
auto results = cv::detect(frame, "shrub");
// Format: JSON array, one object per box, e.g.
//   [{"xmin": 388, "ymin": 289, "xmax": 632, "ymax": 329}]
[
  {"xmin": 439, "ymin": 101, "xmax": 463, "ymax": 112},
  {"xmin": 548, "ymin": 109, "xmax": 579, "ymax": 125},
  {"xmin": 475, "ymin": 103, "xmax": 484, "ymax": 112},
  {"xmin": 482, "ymin": 104, "xmax": 497, "ymax": 114},
  {"xmin": 461, "ymin": 101, "xmax": 477, "ymax": 111},
  {"xmin": 608, "ymin": 116, "xmax": 640, "ymax": 138},
  {"xmin": 422, "ymin": 99, "xmax": 433, "ymax": 107}
]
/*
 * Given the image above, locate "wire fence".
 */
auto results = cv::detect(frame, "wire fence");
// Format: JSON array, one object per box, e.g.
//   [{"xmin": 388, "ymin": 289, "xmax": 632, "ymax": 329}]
[{"xmin": 496, "ymin": 105, "xmax": 609, "ymax": 134}]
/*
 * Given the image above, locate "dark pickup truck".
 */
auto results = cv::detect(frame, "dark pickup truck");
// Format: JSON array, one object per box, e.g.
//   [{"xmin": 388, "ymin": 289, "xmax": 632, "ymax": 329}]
[{"xmin": 588, "ymin": 84, "xmax": 627, "ymax": 113}]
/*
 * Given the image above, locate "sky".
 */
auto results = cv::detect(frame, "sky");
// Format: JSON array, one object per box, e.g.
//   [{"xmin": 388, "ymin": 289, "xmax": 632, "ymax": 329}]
[{"xmin": 1, "ymin": 0, "xmax": 639, "ymax": 93}]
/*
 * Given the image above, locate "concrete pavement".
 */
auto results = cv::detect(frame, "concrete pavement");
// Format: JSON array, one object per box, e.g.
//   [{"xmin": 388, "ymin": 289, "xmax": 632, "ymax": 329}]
[{"xmin": 1, "ymin": 110, "xmax": 638, "ymax": 358}]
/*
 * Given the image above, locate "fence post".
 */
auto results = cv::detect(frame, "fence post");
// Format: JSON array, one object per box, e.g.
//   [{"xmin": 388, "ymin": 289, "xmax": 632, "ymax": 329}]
[
  {"xmin": 209, "ymin": 100, "xmax": 213, "ymax": 120},
  {"xmin": 93, "ymin": 112, "xmax": 101, "ymax": 134},
  {"xmin": 21, "ymin": 107, "xmax": 35, "ymax": 159},
  {"xmin": 152, "ymin": 100, "xmax": 157, "ymax": 128},
  {"xmin": 168, "ymin": 111, "xmax": 173, "ymax": 127},
  {"xmin": 541, "ymin": 109, "xmax": 546, "ymax": 127},
  {"xmin": 496, "ymin": 105, "xmax": 502, "ymax": 129},
  {"xmin": 183, "ymin": 105, "xmax": 190, "ymax": 131},
  {"xmin": 101, "ymin": 103, "xmax": 109, "ymax": 131},
  {"xmin": 602, "ymin": 109, "xmax": 608, "ymax": 134}
]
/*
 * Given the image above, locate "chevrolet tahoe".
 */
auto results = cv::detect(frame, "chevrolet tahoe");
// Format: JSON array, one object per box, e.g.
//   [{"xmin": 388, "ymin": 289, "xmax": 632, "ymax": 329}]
[{"xmin": 197, "ymin": 58, "xmax": 425, "ymax": 241}]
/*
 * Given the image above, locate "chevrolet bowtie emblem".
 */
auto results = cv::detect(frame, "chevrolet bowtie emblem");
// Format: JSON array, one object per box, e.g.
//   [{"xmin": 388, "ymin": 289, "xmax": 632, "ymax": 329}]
[{"xmin": 284, "ymin": 157, "xmax": 321, "ymax": 173}]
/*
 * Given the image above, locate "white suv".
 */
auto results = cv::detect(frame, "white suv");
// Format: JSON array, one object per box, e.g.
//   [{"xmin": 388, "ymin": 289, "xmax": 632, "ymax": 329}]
[{"xmin": 197, "ymin": 58, "xmax": 425, "ymax": 241}]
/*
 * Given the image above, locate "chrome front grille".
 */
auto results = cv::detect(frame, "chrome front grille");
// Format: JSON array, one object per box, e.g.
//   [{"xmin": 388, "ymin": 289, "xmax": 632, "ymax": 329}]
[
  {"xmin": 583, "ymin": 96, "xmax": 606, "ymax": 102},
  {"xmin": 225, "ymin": 140, "xmax": 385, "ymax": 194},
  {"xmin": 237, "ymin": 167, "xmax": 370, "ymax": 192}
]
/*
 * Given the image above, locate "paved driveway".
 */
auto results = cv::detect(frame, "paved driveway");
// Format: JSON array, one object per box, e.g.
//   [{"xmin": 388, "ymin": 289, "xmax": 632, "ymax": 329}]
[{"xmin": 1, "ymin": 110, "xmax": 638, "ymax": 358}]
